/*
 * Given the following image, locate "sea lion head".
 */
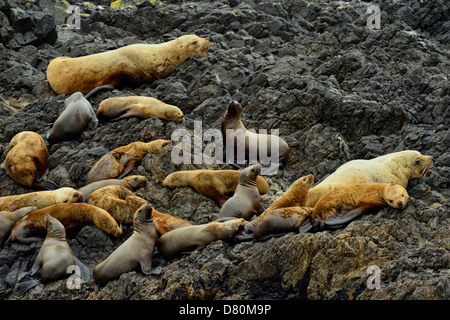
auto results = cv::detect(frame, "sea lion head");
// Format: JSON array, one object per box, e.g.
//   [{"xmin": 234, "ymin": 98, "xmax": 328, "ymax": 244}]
[
  {"xmin": 225, "ymin": 100, "xmax": 243, "ymax": 119},
  {"xmin": 164, "ymin": 104, "xmax": 184, "ymax": 123},
  {"xmin": 239, "ymin": 163, "xmax": 262, "ymax": 186},
  {"xmin": 123, "ymin": 175, "xmax": 148, "ymax": 189},
  {"xmin": 44, "ymin": 214, "xmax": 66, "ymax": 238},
  {"xmin": 383, "ymin": 184, "xmax": 409, "ymax": 209},
  {"xmin": 134, "ymin": 203, "xmax": 153, "ymax": 223},
  {"xmin": 215, "ymin": 218, "xmax": 246, "ymax": 239},
  {"xmin": 292, "ymin": 174, "xmax": 314, "ymax": 191},
  {"xmin": 177, "ymin": 35, "xmax": 210, "ymax": 58},
  {"xmin": 408, "ymin": 151, "xmax": 433, "ymax": 179},
  {"xmin": 55, "ymin": 187, "xmax": 84, "ymax": 203}
]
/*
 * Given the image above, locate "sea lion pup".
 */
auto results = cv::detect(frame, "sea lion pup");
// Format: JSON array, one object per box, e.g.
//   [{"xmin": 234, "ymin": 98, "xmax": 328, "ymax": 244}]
[
  {"xmin": 0, "ymin": 187, "xmax": 83, "ymax": 211},
  {"xmin": 97, "ymin": 96, "xmax": 184, "ymax": 123},
  {"xmin": 235, "ymin": 174, "xmax": 314, "ymax": 241},
  {"xmin": 253, "ymin": 207, "xmax": 313, "ymax": 242},
  {"xmin": 305, "ymin": 150, "xmax": 433, "ymax": 207},
  {"xmin": 47, "ymin": 34, "xmax": 211, "ymax": 95},
  {"xmin": 299, "ymin": 183, "xmax": 409, "ymax": 233},
  {"xmin": 0, "ymin": 207, "xmax": 36, "ymax": 246},
  {"xmin": 5, "ymin": 131, "xmax": 59, "ymax": 190},
  {"xmin": 221, "ymin": 100, "xmax": 290, "ymax": 172},
  {"xmin": 14, "ymin": 214, "xmax": 91, "ymax": 295},
  {"xmin": 157, "ymin": 218, "xmax": 246, "ymax": 259},
  {"xmin": 126, "ymin": 195, "xmax": 192, "ymax": 235},
  {"xmin": 93, "ymin": 203, "xmax": 158, "ymax": 284},
  {"xmin": 86, "ymin": 139, "xmax": 170, "ymax": 184},
  {"xmin": 87, "ymin": 185, "xmax": 135, "ymax": 225},
  {"xmin": 162, "ymin": 169, "xmax": 269, "ymax": 207},
  {"xmin": 7, "ymin": 203, "xmax": 121, "ymax": 244},
  {"xmin": 218, "ymin": 163, "xmax": 265, "ymax": 220},
  {"xmin": 78, "ymin": 175, "xmax": 148, "ymax": 200}
]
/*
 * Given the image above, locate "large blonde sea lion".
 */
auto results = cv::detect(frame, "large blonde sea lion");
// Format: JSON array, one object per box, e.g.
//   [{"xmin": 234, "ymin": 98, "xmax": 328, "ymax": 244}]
[
  {"xmin": 93, "ymin": 203, "xmax": 158, "ymax": 284},
  {"xmin": 46, "ymin": 35, "xmax": 210, "ymax": 95},
  {"xmin": 86, "ymin": 139, "xmax": 169, "ymax": 184},
  {"xmin": 5, "ymin": 131, "xmax": 58, "ymax": 189},
  {"xmin": 221, "ymin": 100, "xmax": 290, "ymax": 172},
  {"xmin": 157, "ymin": 218, "xmax": 246, "ymax": 259},
  {"xmin": 14, "ymin": 215, "xmax": 91, "ymax": 295},
  {"xmin": 97, "ymin": 96, "xmax": 184, "ymax": 123},
  {"xmin": 162, "ymin": 169, "xmax": 269, "ymax": 206},
  {"xmin": 305, "ymin": 150, "xmax": 433, "ymax": 207},
  {"xmin": 0, "ymin": 187, "xmax": 83, "ymax": 212},
  {"xmin": 7, "ymin": 203, "xmax": 121, "ymax": 243}
]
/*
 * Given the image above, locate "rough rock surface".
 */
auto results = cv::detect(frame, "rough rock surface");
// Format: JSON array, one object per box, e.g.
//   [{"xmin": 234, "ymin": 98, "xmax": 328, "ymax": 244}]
[{"xmin": 0, "ymin": 0, "xmax": 449, "ymax": 300}]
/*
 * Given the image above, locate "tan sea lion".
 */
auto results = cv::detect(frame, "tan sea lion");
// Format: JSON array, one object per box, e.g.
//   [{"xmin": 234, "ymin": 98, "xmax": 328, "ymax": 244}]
[
  {"xmin": 218, "ymin": 163, "xmax": 265, "ymax": 220},
  {"xmin": 14, "ymin": 215, "xmax": 91, "ymax": 295},
  {"xmin": 157, "ymin": 218, "xmax": 246, "ymax": 259},
  {"xmin": 221, "ymin": 100, "xmax": 290, "ymax": 172},
  {"xmin": 93, "ymin": 203, "xmax": 158, "ymax": 284},
  {"xmin": 236, "ymin": 174, "xmax": 314, "ymax": 241},
  {"xmin": 97, "ymin": 96, "xmax": 184, "ymax": 123},
  {"xmin": 162, "ymin": 169, "xmax": 269, "ymax": 206},
  {"xmin": 5, "ymin": 131, "xmax": 58, "ymax": 189},
  {"xmin": 86, "ymin": 139, "xmax": 170, "ymax": 184},
  {"xmin": 253, "ymin": 206, "xmax": 313, "ymax": 242},
  {"xmin": 299, "ymin": 183, "xmax": 409, "ymax": 233},
  {"xmin": 78, "ymin": 175, "xmax": 148, "ymax": 200},
  {"xmin": 0, "ymin": 187, "xmax": 83, "ymax": 212},
  {"xmin": 0, "ymin": 207, "xmax": 36, "ymax": 245},
  {"xmin": 7, "ymin": 203, "xmax": 122, "ymax": 243},
  {"xmin": 306, "ymin": 150, "xmax": 433, "ymax": 207},
  {"xmin": 126, "ymin": 195, "xmax": 192, "ymax": 235},
  {"xmin": 87, "ymin": 185, "xmax": 135, "ymax": 225},
  {"xmin": 47, "ymin": 34, "xmax": 210, "ymax": 95}
]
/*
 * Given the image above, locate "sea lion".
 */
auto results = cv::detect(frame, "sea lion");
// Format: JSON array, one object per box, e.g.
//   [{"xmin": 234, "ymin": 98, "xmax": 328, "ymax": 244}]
[
  {"xmin": 0, "ymin": 207, "xmax": 36, "ymax": 246},
  {"xmin": 86, "ymin": 139, "xmax": 169, "ymax": 184},
  {"xmin": 78, "ymin": 175, "xmax": 148, "ymax": 200},
  {"xmin": 7, "ymin": 203, "xmax": 121, "ymax": 243},
  {"xmin": 0, "ymin": 187, "xmax": 83, "ymax": 212},
  {"xmin": 221, "ymin": 100, "xmax": 290, "ymax": 172},
  {"xmin": 47, "ymin": 34, "xmax": 210, "ymax": 95},
  {"xmin": 253, "ymin": 206, "xmax": 313, "ymax": 242},
  {"xmin": 97, "ymin": 96, "xmax": 184, "ymax": 123},
  {"xmin": 93, "ymin": 203, "xmax": 158, "ymax": 284},
  {"xmin": 47, "ymin": 91, "xmax": 98, "ymax": 144},
  {"xmin": 235, "ymin": 174, "xmax": 314, "ymax": 241},
  {"xmin": 157, "ymin": 218, "xmax": 246, "ymax": 259},
  {"xmin": 300, "ymin": 183, "xmax": 409, "ymax": 233},
  {"xmin": 126, "ymin": 195, "xmax": 192, "ymax": 235},
  {"xmin": 14, "ymin": 215, "xmax": 90, "ymax": 295},
  {"xmin": 87, "ymin": 185, "xmax": 135, "ymax": 225},
  {"xmin": 218, "ymin": 163, "xmax": 265, "ymax": 220},
  {"xmin": 162, "ymin": 169, "xmax": 269, "ymax": 206},
  {"xmin": 5, "ymin": 131, "xmax": 58, "ymax": 190},
  {"xmin": 305, "ymin": 150, "xmax": 433, "ymax": 207}
]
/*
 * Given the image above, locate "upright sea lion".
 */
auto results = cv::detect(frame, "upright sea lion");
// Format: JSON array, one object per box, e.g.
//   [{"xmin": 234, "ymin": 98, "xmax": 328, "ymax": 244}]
[
  {"xmin": 221, "ymin": 100, "xmax": 290, "ymax": 172},
  {"xmin": 306, "ymin": 150, "xmax": 433, "ymax": 207},
  {"xmin": 5, "ymin": 131, "xmax": 58, "ymax": 190},
  {"xmin": 253, "ymin": 206, "xmax": 313, "ymax": 242},
  {"xmin": 162, "ymin": 169, "xmax": 269, "ymax": 206},
  {"xmin": 86, "ymin": 139, "xmax": 170, "ymax": 184},
  {"xmin": 97, "ymin": 96, "xmax": 184, "ymax": 123},
  {"xmin": 157, "ymin": 218, "xmax": 246, "ymax": 259},
  {"xmin": 300, "ymin": 183, "xmax": 409, "ymax": 233},
  {"xmin": 47, "ymin": 34, "xmax": 210, "ymax": 95},
  {"xmin": 78, "ymin": 175, "xmax": 148, "ymax": 200},
  {"xmin": 87, "ymin": 185, "xmax": 135, "ymax": 224},
  {"xmin": 0, "ymin": 187, "xmax": 83, "ymax": 211},
  {"xmin": 236, "ymin": 174, "xmax": 314, "ymax": 241},
  {"xmin": 14, "ymin": 215, "xmax": 90, "ymax": 295},
  {"xmin": 126, "ymin": 195, "xmax": 192, "ymax": 235},
  {"xmin": 0, "ymin": 207, "xmax": 36, "ymax": 246},
  {"xmin": 93, "ymin": 203, "xmax": 158, "ymax": 284},
  {"xmin": 7, "ymin": 203, "xmax": 121, "ymax": 243},
  {"xmin": 218, "ymin": 164, "xmax": 265, "ymax": 220}
]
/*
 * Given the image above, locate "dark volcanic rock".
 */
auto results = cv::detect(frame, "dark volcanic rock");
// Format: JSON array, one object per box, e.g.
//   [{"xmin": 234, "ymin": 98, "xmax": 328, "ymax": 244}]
[{"xmin": 0, "ymin": 0, "xmax": 448, "ymax": 300}]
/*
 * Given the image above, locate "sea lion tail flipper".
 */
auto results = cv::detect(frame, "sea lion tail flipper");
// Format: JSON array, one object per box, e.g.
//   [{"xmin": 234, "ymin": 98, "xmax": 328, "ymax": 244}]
[
  {"xmin": 298, "ymin": 218, "xmax": 322, "ymax": 233},
  {"xmin": 74, "ymin": 257, "xmax": 92, "ymax": 280},
  {"xmin": 116, "ymin": 161, "xmax": 137, "ymax": 179},
  {"xmin": 323, "ymin": 205, "xmax": 370, "ymax": 229},
  {"xmin": 84, "ymin": 85, "xmax": 115, "ymax": 100},
  {"xmin": 86, "ymin": 147, "xmax": 110, "ymax": 157},
  {"xmin": 14, "ymin": 279, "xmax": 41, "ymax": 295},
  {"xmin": 40, "ymin": 179, "xmax": 60, "ymax": 190},
  {"xmin": 235, "ymin": 232, "xmax": 254, "ymax": 242}
]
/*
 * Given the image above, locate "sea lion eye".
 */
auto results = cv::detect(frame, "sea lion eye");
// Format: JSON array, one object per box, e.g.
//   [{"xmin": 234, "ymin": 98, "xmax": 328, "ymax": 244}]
[
  {"xmin": 415, "ymin": 160, "xmax": 421, "ymax": 165},
  {"xmin": 74, "ymin": 192, "xmax": 79, "ymax": 197},
  {"xmin": 192, "ymin": 41, "xmax": 198, "ymax": 45},
  {"xmin": 303, "ymin": 178, "xmax": 306, "ymax": 182}
]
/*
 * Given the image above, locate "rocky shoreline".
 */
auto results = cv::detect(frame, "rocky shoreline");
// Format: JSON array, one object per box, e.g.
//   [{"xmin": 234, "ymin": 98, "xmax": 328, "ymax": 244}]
[{"xmin": 0, "ymin": 0, "xmax": 449, "ymax": 300}]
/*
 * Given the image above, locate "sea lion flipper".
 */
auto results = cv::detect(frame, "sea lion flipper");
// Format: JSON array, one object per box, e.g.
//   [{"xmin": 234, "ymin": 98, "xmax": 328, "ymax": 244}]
[
  {"xmin": 86, "ymin": 147, "xmax": 110, "ymax": 157},
  {"xmin": 116, "ymin": 161, "xmax": 137, "ymax": 179},
  {"xmin": 74, "ymin": 256, "xmax": 91, "ymax": 280},
  {"xmin": 39, "ymin": 179, "xmax": 60, "ymax": 190},
  {"xmin": 323, "ymin": 205, "xmax": 370, "ymax": 228},
  {"xmin": 298, "ymin": 218, "xmax": 322, "ymax": 233},
  {"xmin": 14, "ymin": 279, "xmax": 41, "ymax": 295},
  {"xmin": 140, "ymin": 259, "xmax": 153, "ymax": 275}
]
